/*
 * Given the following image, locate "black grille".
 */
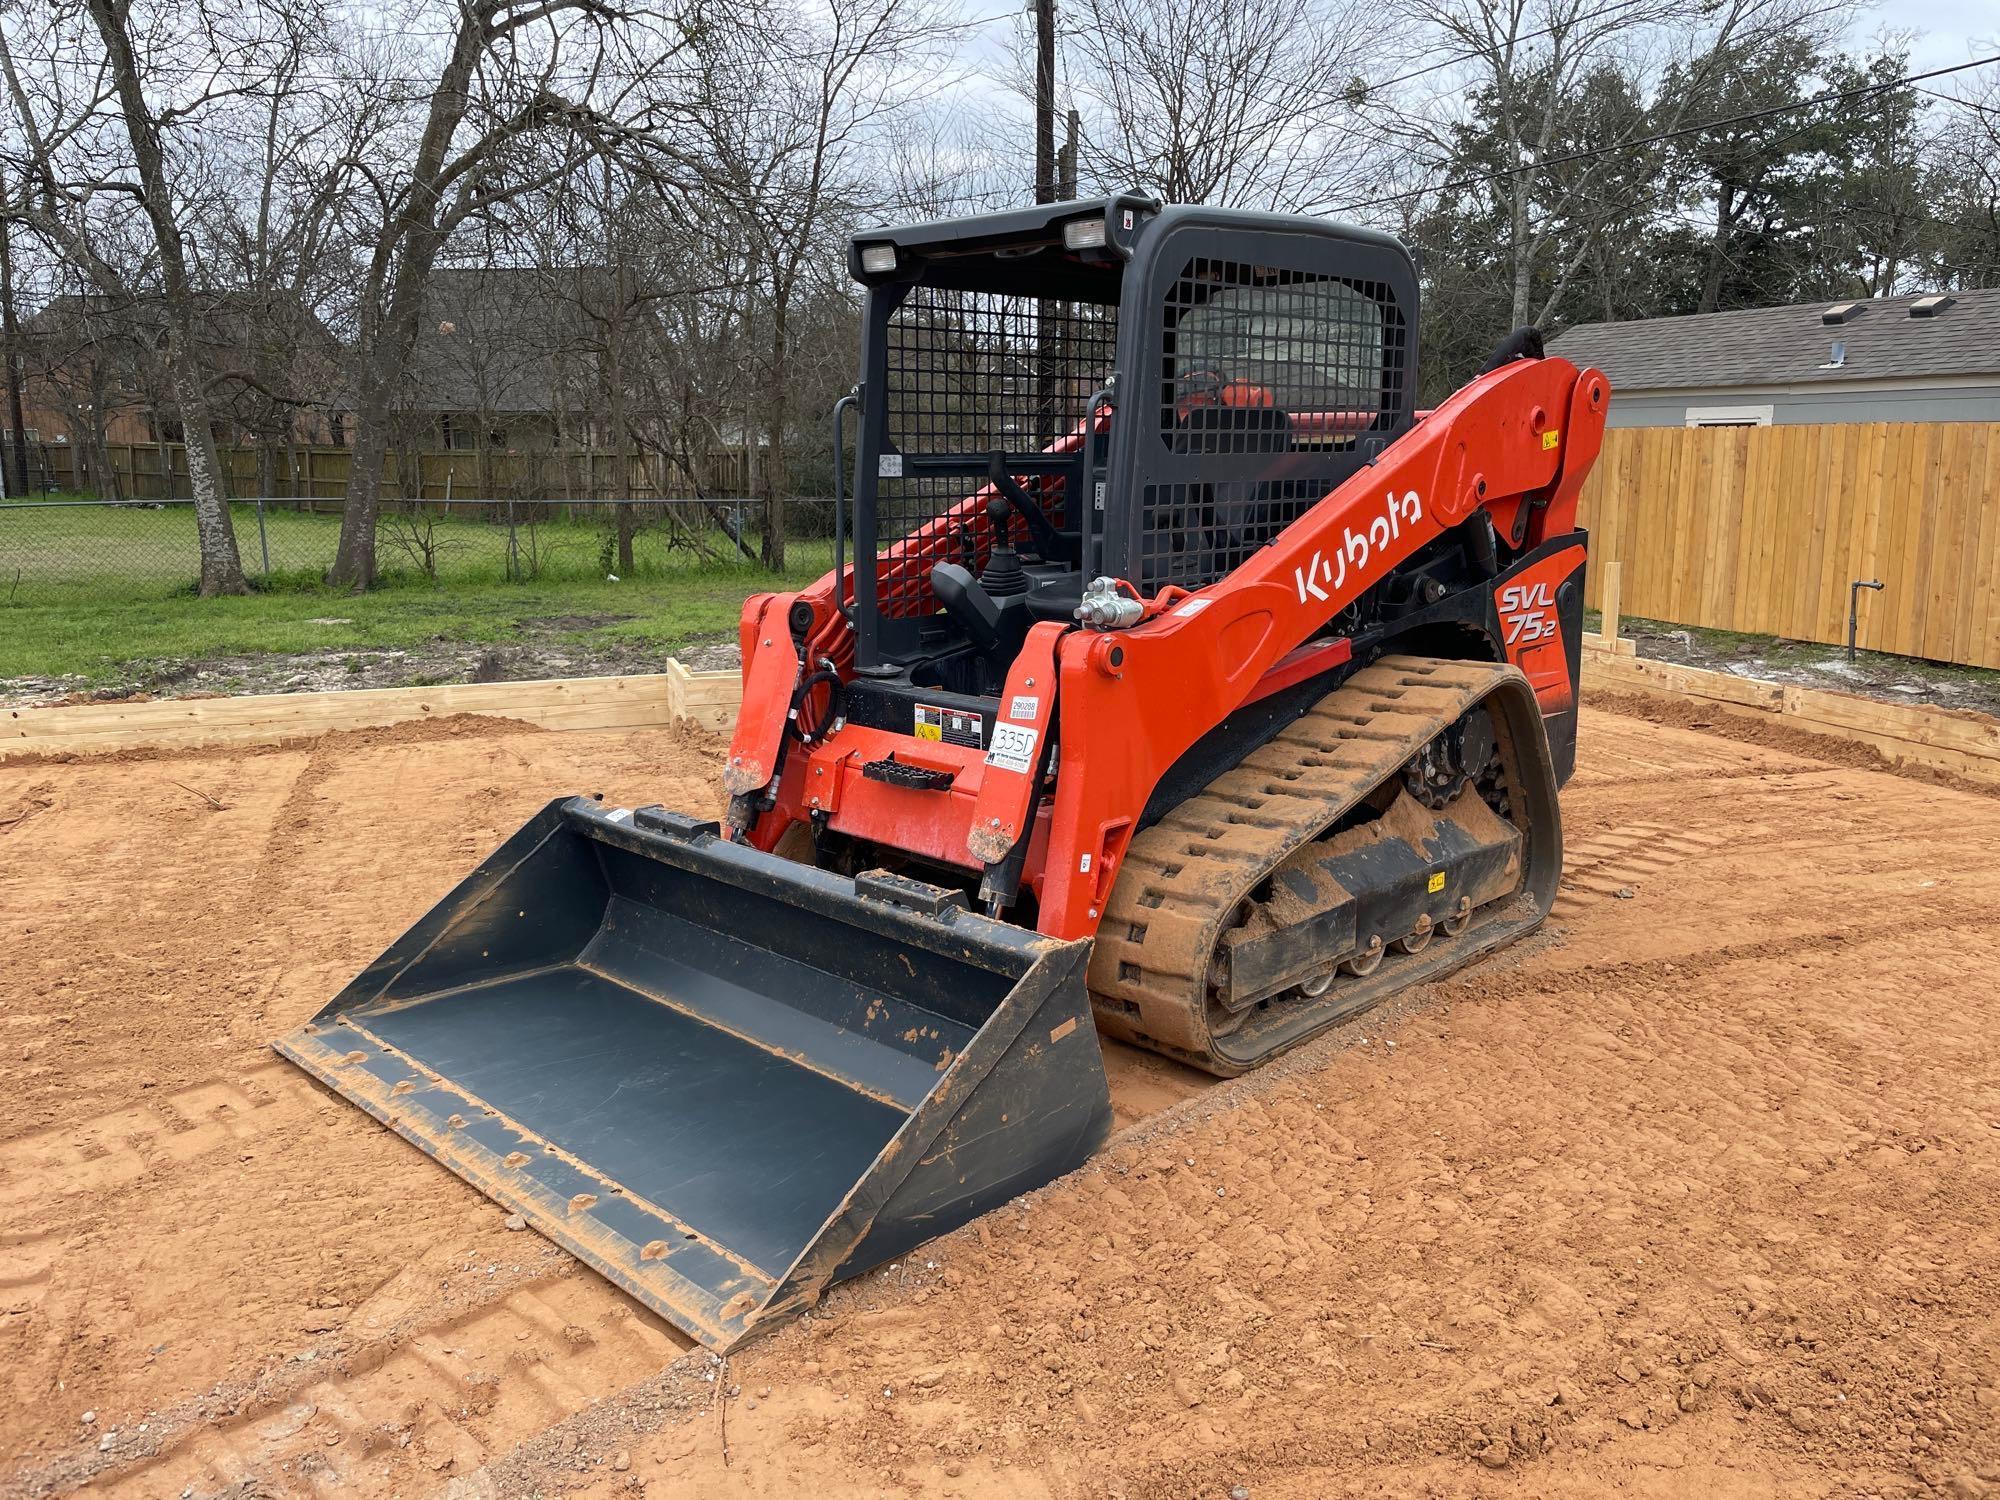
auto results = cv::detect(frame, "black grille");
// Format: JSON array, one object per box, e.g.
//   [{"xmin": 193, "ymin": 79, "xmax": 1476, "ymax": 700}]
[
  {"xmin": 885, "ymin": 286, "xmax": 1117, "ymax": 457},
  {"xmin": 874, "ymin": 287, "xmax": 1116, "ymax": 618},
  {"xmin": 1157, "ymin": 260, "xmax": 1399, "ymax": 451},
  {"xmin": 1138, "ymin": 478, "xmax": 1343, "ymax": 591},
  {"xmin": 1134, "ymin": 257, "xmax": 1408, "ymax": 593}
]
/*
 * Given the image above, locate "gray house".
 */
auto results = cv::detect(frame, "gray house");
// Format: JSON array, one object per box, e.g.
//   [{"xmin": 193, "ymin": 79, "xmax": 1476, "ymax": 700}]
[{"xmin": 1547, "ymin": 287, "xmax": 2000, "ymax": 429}]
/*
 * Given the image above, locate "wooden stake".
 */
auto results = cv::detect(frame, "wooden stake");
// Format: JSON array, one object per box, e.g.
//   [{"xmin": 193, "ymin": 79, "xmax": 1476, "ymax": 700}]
[{"xmin": 1596, "ymin": 560, "xmax": 1635, "ymax": 656}]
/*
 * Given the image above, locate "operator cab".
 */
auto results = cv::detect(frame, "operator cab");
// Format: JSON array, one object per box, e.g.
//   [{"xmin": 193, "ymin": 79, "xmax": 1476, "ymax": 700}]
[{"xmin": 836, "ymin": 195, "xmax": 1419, "ymax": 743}]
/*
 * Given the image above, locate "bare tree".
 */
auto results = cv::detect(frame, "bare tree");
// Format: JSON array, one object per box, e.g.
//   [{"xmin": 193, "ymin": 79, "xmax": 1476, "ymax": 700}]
[
  {"xmin": 324, "ymin": 0, "xmax": 698, "ymax": 589},
  {"xmin": 680, "ymin": 0, "xmax": 944, "ymax": 568},
  {"xmin": 192, "ymin": 8, "xmax": 371, "ymax": 497},
  {"xmin": 1929, "ymin": 66, "xmax": 2000, "ymax": 287},
  {"xmin": 1062, "ymin": 0, "xmax": 1395, "ymax": 209},
  {"xmin": 0, "ymin": 0, "xmax": 260, "ymax": 591}
]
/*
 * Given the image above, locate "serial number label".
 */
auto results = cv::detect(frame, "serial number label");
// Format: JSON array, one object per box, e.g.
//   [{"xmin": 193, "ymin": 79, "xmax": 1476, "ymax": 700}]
[{"xmin": 914, "ymin": 703, "xmax": 984, "ymax": 749}]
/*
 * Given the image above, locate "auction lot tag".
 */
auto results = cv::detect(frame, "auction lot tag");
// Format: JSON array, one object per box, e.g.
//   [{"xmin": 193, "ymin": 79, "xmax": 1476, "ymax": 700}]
[{"xmin": 985, "ymin": 722, "xmax": 1037, "ymax": 774}]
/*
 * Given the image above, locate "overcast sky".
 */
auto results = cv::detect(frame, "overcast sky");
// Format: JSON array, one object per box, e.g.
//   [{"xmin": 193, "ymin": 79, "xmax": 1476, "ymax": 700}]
[{"xmin": 1889, "ymin": 0, "xmax": 1995, "ymax": 71}]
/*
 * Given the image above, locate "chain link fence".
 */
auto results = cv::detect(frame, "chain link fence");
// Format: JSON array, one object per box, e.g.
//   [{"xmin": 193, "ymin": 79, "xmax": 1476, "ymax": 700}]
[{"xmin": 0, "ymin": 496, "xmax": 838, "ymax": 606}]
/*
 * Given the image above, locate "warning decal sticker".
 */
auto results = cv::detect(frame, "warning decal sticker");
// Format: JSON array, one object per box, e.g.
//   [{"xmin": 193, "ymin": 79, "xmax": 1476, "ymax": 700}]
[{"xmin": 913, "ymin": 703, "xmax": 984, "ymax": 749}]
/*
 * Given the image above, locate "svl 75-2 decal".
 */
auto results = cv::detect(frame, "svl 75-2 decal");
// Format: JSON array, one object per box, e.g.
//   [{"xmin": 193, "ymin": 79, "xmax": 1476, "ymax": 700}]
[{"xmin": 1497, "ymin": 580, "xmax": 1559, "ymax": 646}]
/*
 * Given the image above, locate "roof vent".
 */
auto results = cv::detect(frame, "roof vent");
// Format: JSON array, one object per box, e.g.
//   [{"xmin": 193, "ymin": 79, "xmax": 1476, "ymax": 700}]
[
  {"xmin": 1820, "ymin": 340, "xmax": 1847, "ymax": 369},
  {"xmin": 1821, "ymin": 301, "xmax": 1863, "ymax": 325},
  {"xmin": 1909, "ymin": 294, "xmax": 1955, "ymax": 318}
]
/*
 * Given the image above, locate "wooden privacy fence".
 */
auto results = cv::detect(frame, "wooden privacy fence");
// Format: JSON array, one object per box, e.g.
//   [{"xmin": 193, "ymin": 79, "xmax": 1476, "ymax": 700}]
[
  {"xmin": 38, "ymin": 442, "xmax": 764, "ymax": 504},
  {"xmin": 1576, "ymin": 422, "xmax": 2000, "ymax": 669}
]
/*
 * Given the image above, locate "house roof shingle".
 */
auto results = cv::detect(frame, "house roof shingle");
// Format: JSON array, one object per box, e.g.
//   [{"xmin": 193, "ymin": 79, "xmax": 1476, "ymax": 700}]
[{"xmin": 1545, "ymin": 286, "xmax": 2000, "ymax": 393}]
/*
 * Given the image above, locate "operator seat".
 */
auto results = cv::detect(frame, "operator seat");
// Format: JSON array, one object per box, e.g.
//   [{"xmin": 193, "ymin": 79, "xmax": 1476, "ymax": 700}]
[{"xmin": 1168, "ymin": 379, "xmax": 1297, "ymax": 578}]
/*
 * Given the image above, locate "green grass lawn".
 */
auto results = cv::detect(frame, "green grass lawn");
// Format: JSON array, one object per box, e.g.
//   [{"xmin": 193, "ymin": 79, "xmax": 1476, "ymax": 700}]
[{"xmin": 1, "ymin": 499, "xmax": 831, "ymax": 683}]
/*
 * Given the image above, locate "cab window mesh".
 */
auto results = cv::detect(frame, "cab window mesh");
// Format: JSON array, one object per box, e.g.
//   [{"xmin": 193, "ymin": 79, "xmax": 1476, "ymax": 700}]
[
  {"xmin": 885, "ymin": 289, "xmax": 1115, "ymax": 457},
  {"xmin": 1158, "ymin": 261, "xmax": 1397, "ymax": 453},
  {"xmin": 871, "ymin": 286, "xmax": 1115, "ymax": 618},
  {"xmin": 1136, "ymin": 257, "xmax": 1407, "ymax": 592}
]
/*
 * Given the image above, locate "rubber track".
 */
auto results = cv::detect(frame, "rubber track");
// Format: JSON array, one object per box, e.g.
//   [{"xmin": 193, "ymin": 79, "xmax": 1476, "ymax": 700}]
[{"xmin": 1087, "ymin": 655, "xmax": 1525, "ymax": 1072}]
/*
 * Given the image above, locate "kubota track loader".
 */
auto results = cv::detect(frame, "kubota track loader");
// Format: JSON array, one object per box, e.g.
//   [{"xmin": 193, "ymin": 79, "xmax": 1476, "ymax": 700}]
[{"xmin": 279, "ymin": 196, "xmax": 1606, "ymax": 1351}]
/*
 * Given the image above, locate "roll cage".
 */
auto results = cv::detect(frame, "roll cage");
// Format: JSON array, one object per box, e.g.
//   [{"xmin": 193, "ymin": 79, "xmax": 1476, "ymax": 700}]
[{"xmin": 843, "ymin": 196, "xmax": 1422, "ymax": 670}]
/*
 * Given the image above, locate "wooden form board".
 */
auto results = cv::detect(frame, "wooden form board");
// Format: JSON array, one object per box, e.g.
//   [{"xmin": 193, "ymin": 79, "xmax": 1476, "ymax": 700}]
[
  {"xmin": 12, "ymin": 639, "xmax": 1991, "ymax": 794},
  {"xmin": 1581, "ymin": 640, "xmax": 2000, "ymax": 787},
  {"xmin": 666, "ymin": 659, "xmax": 745, "ymax": 733},
  {"xmin": 1575, "ymin": 422, "xmax": 2000, "ymax": 668},
  {"xmin": 4, "ymin": 665, "xmax": 742, "ymax": 758}
]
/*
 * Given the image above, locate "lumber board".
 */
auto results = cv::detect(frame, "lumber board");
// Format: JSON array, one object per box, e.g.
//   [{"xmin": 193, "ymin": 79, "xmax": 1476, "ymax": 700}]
[
  {"xmin": 665, "ymin": 659, "xmax": 743, "ymax": 732},
  {"xmin": 1582, "ymin": 642, "xmax": 2000, "ymax": 786},
  {"xmin": 4, "ymin": 671, "xmax": 699, "ymax": 756}
]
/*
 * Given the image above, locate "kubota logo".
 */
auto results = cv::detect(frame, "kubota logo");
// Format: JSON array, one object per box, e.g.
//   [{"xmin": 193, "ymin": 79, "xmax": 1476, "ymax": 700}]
[
  {"xmin": 1498, "ymin": 580, "xmax": 1560, "ymax": 645},
  {"xmin": 1294, "ymin": 490, "xmax": 1424, "ymax": 604}
]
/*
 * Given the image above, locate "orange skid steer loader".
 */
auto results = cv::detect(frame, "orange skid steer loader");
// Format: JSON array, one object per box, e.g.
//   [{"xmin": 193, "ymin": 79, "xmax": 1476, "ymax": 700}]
[{"xmin": 279, "ymin": 196, "xmax": 1607, "ymax": 1351}]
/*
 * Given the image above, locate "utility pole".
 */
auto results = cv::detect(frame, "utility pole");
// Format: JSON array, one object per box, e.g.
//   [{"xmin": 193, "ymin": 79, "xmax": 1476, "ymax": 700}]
[
  {"xmin": 1059, "ymin": 108, "xmax": 1079, "ymax": 199},
  {"xmin": 1034, "ymin": 0, "xmax": 1056, "ymax": 203},
  {"xmin": 0, "ymin": 214, "xmax": 29, "ymax": 495}
]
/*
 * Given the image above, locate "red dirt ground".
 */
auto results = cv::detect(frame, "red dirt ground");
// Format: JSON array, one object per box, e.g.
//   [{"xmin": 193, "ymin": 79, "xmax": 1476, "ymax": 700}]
[{"xmin": 2, "ymin": 702, "xmax": 1996, "ymax": 1499}]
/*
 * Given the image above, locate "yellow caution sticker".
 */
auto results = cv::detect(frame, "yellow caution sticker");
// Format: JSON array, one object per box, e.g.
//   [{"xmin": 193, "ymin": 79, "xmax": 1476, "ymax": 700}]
[
  {"xmin": 1427, "ymin": 871, "xmax": 1446, "ymax": 893},
  {"xmin": 1542, "ymin": 429, "xmax": 1561, "ymax": 450},
  {"xmin": 913, "ymin": 702, "xmax": 981, "ymax": 745}
]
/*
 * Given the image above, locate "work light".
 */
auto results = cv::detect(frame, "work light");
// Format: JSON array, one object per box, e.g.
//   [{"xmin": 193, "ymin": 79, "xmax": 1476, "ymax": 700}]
[{"xmin": 1062, "ymin": 217, "xmax": 1107, "ymax": 250}]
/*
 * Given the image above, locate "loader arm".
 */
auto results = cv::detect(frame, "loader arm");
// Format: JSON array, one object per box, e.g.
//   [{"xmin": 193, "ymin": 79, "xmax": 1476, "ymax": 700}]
[
  {"xmin": 730, "ymin": 355, "xmax": 1605, "ymax": 940},
  {"xmin": 1025, "ymin": 357, "xmax": 1606, "ymax": 938}
]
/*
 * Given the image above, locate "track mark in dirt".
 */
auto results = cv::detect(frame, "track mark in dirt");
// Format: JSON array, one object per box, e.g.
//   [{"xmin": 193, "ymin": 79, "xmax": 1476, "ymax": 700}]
[
  {"xmin": 0, "ymin": 781, "xmax": 57, "ymax": 834},
  {"xmin": 0, "ymin": 1061, "xmax": 308, "ymax": 1212},
  {"xmin": 1101, "ymin": 1039, "xmax": 1214, "ymax": 1128},
  {"xmin": 1554, "ymin": 822, "xmax": 1732, "ymax": 911},
  {"xmin": 92, "ymin": 1274, "xmax": 689, "ymax": 1499},
  {"xmin": 0, "ymin": 1230, "xmax": 61, "ymax": 1318},
  {"xmin": 249, "ymin": 745, "xmax": 341, "ymax": 893}
]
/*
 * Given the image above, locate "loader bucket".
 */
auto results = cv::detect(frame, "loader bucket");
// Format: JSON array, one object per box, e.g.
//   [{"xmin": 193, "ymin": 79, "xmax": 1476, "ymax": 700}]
[{"xmin": 275, "ymin": 797, "xmax": 1110, "ymax": 1351}]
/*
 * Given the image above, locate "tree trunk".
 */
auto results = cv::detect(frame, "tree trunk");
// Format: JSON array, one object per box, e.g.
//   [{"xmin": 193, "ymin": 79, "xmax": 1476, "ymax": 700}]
[
  {"xmin": 84, "ymin": 0, "xmax": 247, "ymax": 595},
  {"xmin": 0, "ymin": 215, "xmax": 30, "ymax": 497},
  {"xmin": 86, "ymin": 414, "xmax": 119, "ymax": 502},
  {"xmin": 331, "ymin": 390, "xmax": 390, "ymax": 588},
  {"xmin": 759, "ymin": 303, "xmax": 788, "ymax": 571},
  {"xmin": 257, "ymin": 439, "xmax": 279, "ymax": 501},
  {"xmin": 1508, "ymin": 175, "xmax": 1534, "ymax": 330},
  {"xmin": 168, "ymin": 348, "xmax": 248, "ymax": 593},
  {"xmin": 1699, "ymin": 184, "xmax": 1733, "ymax": 314},
  {"xmin": 608, "ymin": 300, "xmax": 634, "ymax": 571}
]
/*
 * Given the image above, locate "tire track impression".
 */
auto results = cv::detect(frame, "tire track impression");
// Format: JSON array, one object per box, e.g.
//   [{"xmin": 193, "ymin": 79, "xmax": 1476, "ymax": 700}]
[
  {"xmin": 90, "ymin": 1274, "xmax": 689, "ymax": 1498},
  {"xmin": 0, "ymin": 1062, "xmax": 309, "ymax": 1215},
  {"xmin": 1552, "ymin": 821, "xmax": 1732, "ymax": 912}
]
